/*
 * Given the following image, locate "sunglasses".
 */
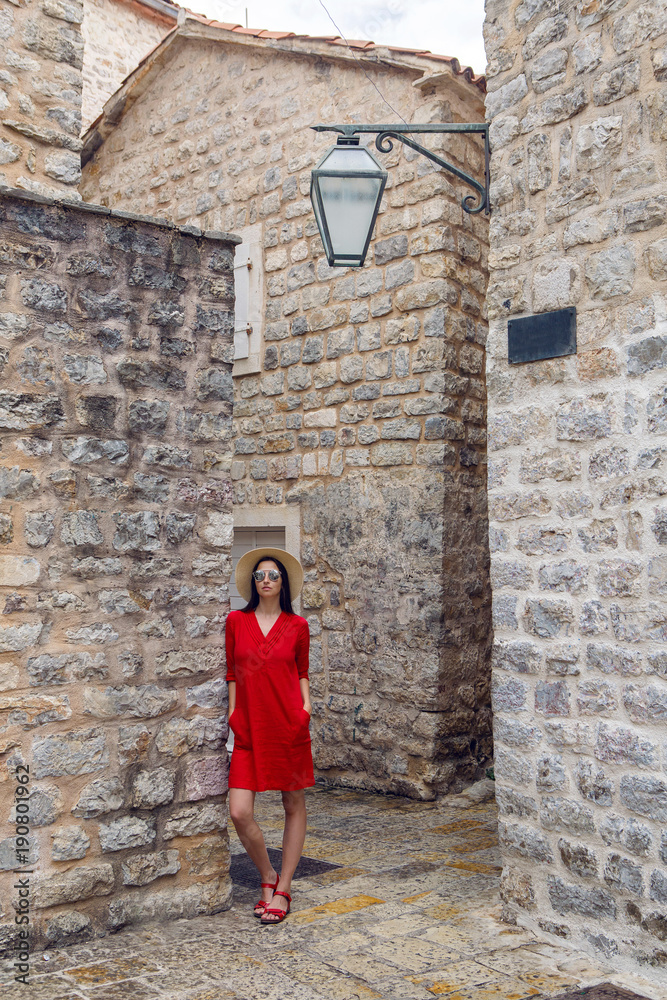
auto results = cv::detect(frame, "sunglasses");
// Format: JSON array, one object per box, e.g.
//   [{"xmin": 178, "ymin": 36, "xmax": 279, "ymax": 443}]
[{"xmin": 252, "ymin": 569, "xmax": 281, "ymax": 582}]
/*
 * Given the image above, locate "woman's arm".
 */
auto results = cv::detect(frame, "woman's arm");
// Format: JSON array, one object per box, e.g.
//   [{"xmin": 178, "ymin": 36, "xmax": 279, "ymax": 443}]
[
  {"xmin": 300, "ymin": 676, "xmax": 311, "ymax": 716},
  {"xmin": 227, "ymin": 680, "xmax": 236, "ymax": 717}
]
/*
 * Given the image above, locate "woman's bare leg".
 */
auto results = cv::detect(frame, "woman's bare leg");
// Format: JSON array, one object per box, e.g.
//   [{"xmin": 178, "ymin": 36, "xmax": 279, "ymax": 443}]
[
  {"xmin": 262, "ymin": 789, "xmax": 306, "ymax": 921},
  {"xmin": 228, "ymin": 788, "xmax": 277, "ymax": 907}
]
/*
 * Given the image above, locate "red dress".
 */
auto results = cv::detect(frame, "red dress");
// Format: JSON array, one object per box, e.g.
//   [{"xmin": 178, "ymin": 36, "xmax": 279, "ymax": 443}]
[{"xmin": 225, "ymin": 609, "xmax": 314, "ymax": 792}]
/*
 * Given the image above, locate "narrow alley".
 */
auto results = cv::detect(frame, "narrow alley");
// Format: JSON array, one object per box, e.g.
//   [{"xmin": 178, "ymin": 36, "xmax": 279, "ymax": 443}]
[{"xmin": 1, "ymin": 787, "xmax": 660, "ymax": 1000}]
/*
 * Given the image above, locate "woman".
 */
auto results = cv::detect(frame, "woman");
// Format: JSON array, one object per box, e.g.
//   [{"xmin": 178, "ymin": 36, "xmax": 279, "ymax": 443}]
[{"xmin": 225, "ymin": 546, "xmax": 314, "ymax": 925}]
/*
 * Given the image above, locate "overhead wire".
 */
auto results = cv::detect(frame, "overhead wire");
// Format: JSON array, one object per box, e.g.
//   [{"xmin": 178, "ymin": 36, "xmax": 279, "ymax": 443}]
[{"xmin": 317, "ymin": 0, "xmax": 411, "ymax": 128}]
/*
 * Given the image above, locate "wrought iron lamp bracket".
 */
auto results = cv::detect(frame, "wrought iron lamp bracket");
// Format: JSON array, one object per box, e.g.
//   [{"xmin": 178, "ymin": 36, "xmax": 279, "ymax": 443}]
[{"xmin": 311, "ymin": 123, "xmax": 491, "ymax": 216}]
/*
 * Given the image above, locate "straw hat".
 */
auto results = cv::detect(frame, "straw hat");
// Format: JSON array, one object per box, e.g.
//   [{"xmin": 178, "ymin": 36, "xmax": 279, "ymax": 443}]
[{"xmin": 234, "ymin": 547, "xmax": 304, "ymax": 602}]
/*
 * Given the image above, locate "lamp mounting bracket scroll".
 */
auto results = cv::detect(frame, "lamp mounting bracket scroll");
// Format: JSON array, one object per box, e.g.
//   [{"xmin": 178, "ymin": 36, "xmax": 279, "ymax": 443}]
[{"xmin": 309, "ymin": 123, "xmax": 490, "ymax": 268}]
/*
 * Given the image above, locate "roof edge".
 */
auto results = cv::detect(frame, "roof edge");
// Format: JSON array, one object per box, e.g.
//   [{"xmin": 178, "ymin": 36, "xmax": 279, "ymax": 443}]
[{"xmin": 82, "ymin": 19, "xmax": 485, "ymax": 164}]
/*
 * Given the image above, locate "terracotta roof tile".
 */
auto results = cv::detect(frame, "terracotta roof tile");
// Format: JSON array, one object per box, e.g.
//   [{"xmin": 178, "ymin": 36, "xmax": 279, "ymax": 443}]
[
  {"xmin": 385, "ymin": 46, "xmax": 431, "ymax": 55},
  {"xmin": 122, "ymin": 0, "xmax": 486, "ymax": 92},
  {"xmin": 257, "ymin": 30, "xmax": 297, "ymax": 39},
  {"xmin": 328, "ymin": 37, "xmax": 376, "ymax": 48}
]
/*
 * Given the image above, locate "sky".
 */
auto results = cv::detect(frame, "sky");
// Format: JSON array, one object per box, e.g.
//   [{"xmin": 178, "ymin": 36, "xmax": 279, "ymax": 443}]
[{"xmin": 191, "ymin": 0, "xmax": 488, "ymax": 77}]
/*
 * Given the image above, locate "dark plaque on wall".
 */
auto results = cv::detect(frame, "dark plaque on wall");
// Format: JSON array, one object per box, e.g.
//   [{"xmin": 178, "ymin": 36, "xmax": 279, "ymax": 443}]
[{"xmin": 508, "ymin": 307, "xmax": 577, "ymax": 365}]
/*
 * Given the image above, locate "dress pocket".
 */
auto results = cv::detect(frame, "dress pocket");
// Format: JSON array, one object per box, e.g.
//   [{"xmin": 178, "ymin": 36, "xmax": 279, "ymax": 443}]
[
  {"xmin": 295, "ymin": 707, "xmax": 311, "ymax": 738},
  {"xmin": 229, "ymin": 709, "xmax": 250, "ymax": 747}
]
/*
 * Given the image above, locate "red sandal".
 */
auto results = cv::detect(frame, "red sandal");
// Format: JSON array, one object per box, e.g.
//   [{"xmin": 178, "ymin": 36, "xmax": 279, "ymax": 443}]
[
  {"xmin": 260, "ymin": 890, "xmax": 291, "ymax": 925},
  {"xmin": 253, "ymin": 875, "xmax": 279, "ymax": 918}
]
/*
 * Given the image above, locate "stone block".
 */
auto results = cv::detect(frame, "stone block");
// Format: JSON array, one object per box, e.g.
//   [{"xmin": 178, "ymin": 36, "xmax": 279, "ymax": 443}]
[
  {"xmin": 577, "ymin": 519, "xmax": 618, "ymax": 553},
  {"xmin": 604, "ymin": 853, "xmax": 644, "ymax": 896},
  {"xmin": 621, "ymin": 775, "xmax": 667, "ymax": 823},
  {"xmin": 548, "ymin": 877, "xmax": 616, "ymax": 919},
  {"xmin": 543, "ymin": 719, "xmax": 594, "ymax": 753},
  {"xmin": 62, "ymin": 436, "xmax": 129, "ymax": 465},
  {"xmin": 646, "ymin": 238, "xmax": 667, "ymax": 280},
  {"xmin": 492, "ymin": 561, "xmax": 532, "ymax": 590},
  {"xmin": 369, "ymin": 442, "xmax": 413, "ymax": 466},
  {"xmin": 0, "ymin": 619, "xmax": 43, "ymax": 654},
  {"xmin": 499, "ymin": 820, "xmax": 553, "ymax": 862},
  {"xmin": 61, "ymin": 510, "xmax": 103, "ymax": 546},
  {"xmin": 577, "ymin": 680, "xmax": 617, "ymax": 719},
  {"xmin": 51, "ymin": 826, "xmax": 90, "ymax": 861},
  {"xmin": 44, "ymin": 911, "xmax": 92, "ymax": 946},
  {"xmin": 28, "ymin": 651, "xmax": 107, "ymax": 686},
  {"xmin": 492, "ymin": 675, "xmax": 528, "ymax": 712},
  {"xmin": 326, "ymin": 327, "xmax": 355, "ymax": 359},
  {"xmin": 21, "ymin": 784, "xmax": 63, "ymax": 828},
  {"xmin": 495, "ymin": 748, "xmax": 534, "ymax": 786},
  {"xmin": 128, "ymin": 399, "xmax": 169, "ymax": 435},
  {"xmin": 374, "ymin": 234, "xmax": 408, "ymax": 265},
  {"xmin": 536, "ymin": 754, "xmax": 568, "ymax": 792},
  {"xmin": 63, "ymin": 354, "xmax": 108, "ymax": 385},
  {"xmin": 593, "ymin": 59, "xmax": 640, "ymax": 105},
  {"xmin": 628, "ymin": 336, "xmax": 667, "ymax": 377},
  {"xmin": 517, "ymin": 526, "xmax": 570, "ymax": 554},
  {"xmin": 494, "ymin": 716, "xmax": 543, "ymax": 748},
  {"xmin": 72, "ymin": 777, "xmax": 124, "ymax": 818},
  {"xmin": 83, "ymin": 684, "xmax": 177, "ymax": 719},
  {"xmin": 496, "ymin": 786, "xmax": 537, "ymax": 818},
  {"xmin": 121, "ymin": 850, "xmax": 180, "ymax": 887},
  {"xmin": 538, "ymin": 560, "xmax": 587, "ymax": 593},
  {"xmin": 32, "ymin": 728, "xmax": 108, "ymax": 778},
  {"xmin": 541, "ymin": 795, "xmax": 595, "ymax": 835},
  {"xmin": 118, "ymin": 724, "xmax": 151, "ymax": 765},
  {"xmin": 595, "ymin": 559, "xmax": 642, "ymax": 598},
  {"xmin": 183, "ymin": 756, "xmax": 229, "ymax": 800},
  {"xmin": 556, "ymin": 398, "xmax": 612, "ymax": 440},
  {"xmin": 585, "ymin": 245, "xmax": 635, "ymax": 299},
  {"xmin": 535, "ymin": 679, "xmax": 570, "ymax": 716},
  {"xmin": 576, "ymin": 759, "xmax": 613, "ymax": 805},
  {"xmin": 0, "ymin": 554, "xmax": 41, "ymax": 585},
  {"xmin": 595, "ymin": 722, "xmax": 657, "ymax": 768},
  {"xmin": 0, "ymin": 392, "xmax": 64, "ymax": 431},
  {"xmin": 522, "ymin": 598, "xmax": 573, "ymax": 638},
  {"xmin": 489, "ymin": 492, "xmax": 552, "ymax": 520},
  {"xmin": 162, "ymin": 803, "xmax": 226, "ymax": 840},
  {"xmin": 35, "ymin": 864, "xmax": 114, "ymax": 909},
  {"xmin": 155, "ymin": 715, "xmax": 226, "ymax": 756},
  {"xmin": 112, "ymin": 511, "xmax": 160, "ymax": 551},
  {"xmin": 99, "ymin": 815, "xmax": 156, "ymax": 852},
  {"xmin": 622, "ymin": 684, "xmax": 667, "ymax": 725},
  {"xmin": 559, "ymin": 839, "xmax": 598, "ymax": 878},
  {"xmin": 486, "ymin": 74, "xmax": 528, "ymax": 119},
  {"xmin": 21, "ymin": 277, "xmax": 67, "ymax": 313},
  {"xmin": 130, "ymin": 767, "xmax": 175, "ymax": 808}
]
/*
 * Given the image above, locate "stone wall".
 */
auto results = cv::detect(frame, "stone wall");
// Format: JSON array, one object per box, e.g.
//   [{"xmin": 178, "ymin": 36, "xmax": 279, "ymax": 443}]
[
  {"xmin": 81, "ymin": 0, "xmax": 174, "ymax": 131},
  {"xmin": 81, "ymin": 27, "xmax": 493, "ymax": 799},
  {"xmin": 0, "ymin": 0, "xmax": 84, "ymax": 198},
  {"xmin": 484, "ymin": 0, "xmax": 667, "ymax": 979},
  {"xmin": 0, "ymin": 187, "xmax": 238, "ymax": 954}
]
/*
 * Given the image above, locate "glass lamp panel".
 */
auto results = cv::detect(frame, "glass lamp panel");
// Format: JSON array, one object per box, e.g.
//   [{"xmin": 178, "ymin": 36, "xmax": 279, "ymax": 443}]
[
  {"xmin": 318, "ymin": 174, "xmax": 383, "ymax": 260},
  {"xmin": 318, "ymin": 144, "xmax": 383, "ymax": 174}
]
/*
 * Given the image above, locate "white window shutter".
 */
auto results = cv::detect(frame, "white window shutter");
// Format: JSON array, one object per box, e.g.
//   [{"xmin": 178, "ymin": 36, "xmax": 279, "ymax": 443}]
[{"xmin": 233, "ymin": 243, "xmax": 251, "ymax": 360}]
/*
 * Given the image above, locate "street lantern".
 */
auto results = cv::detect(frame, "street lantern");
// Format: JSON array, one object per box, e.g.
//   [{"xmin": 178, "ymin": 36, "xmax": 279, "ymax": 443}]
[
  {"xmin": 310, "ymin": 124, "xmax": 491, "ymax": 268},
  {"xmin": 310, "ymin": 137, "xmax": 388, "ymax": 268}
]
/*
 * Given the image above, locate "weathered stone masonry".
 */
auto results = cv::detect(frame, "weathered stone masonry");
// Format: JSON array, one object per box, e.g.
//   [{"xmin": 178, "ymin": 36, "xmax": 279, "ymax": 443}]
[
  {"xmin": 485, "ymin": 0, "xmax": 667, "ymax": 980},
  {"xmin": 0, "ymin": 0, "xmax": 84, "ymax": 199},
  {"xmin": 82, "ymin": 0, "xmax": 174, "ymax": 130},
  {"xmin": 81, "ymin": 23, "xmax": 493, "ymax": 799},
  {"xmin": 0, "ymin": 187, "xmax": 238, "ymax": 953}
]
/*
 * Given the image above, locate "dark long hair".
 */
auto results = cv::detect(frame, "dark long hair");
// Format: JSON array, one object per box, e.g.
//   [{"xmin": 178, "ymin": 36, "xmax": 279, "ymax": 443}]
[{"xmin": 241, "ymin": 556, "xmax": 294, "ymax": 614}]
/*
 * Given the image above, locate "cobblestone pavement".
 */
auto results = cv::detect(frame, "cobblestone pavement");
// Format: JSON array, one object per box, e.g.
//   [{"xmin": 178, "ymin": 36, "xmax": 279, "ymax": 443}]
[{"xmin": 1, "ymin": 787, "xmax": 662, "ymax": 1000}]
